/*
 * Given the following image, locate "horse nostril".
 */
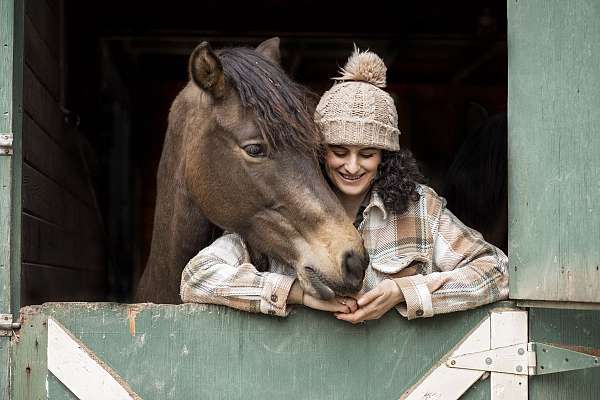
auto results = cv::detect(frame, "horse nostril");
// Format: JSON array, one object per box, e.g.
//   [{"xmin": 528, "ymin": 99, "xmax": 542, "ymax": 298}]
[{"xmin": 343, "ymin": 251, "xmax": 367, "ymax": 286}]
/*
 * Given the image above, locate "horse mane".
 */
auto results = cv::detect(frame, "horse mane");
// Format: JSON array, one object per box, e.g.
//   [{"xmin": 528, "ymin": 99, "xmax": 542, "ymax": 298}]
[{"xmin": 217, "ymin": 47, "xmax": 323, "ymax": 157}]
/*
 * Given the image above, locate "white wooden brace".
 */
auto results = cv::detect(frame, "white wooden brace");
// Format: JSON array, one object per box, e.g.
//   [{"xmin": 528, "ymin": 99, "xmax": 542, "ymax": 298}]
[
  {"xmin": 47, "ymin": 318, "xmax": 142, "ymax": 400},
  {"xmin": 400, "ymin": 308, "xmax": 528, "ymax": 400}
]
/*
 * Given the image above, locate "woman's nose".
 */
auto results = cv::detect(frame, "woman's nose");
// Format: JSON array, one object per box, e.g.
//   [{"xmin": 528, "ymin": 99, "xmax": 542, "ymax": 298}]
[{"xmin": 344, "ymin": 157, "xmax": 360, "ymax": 174}]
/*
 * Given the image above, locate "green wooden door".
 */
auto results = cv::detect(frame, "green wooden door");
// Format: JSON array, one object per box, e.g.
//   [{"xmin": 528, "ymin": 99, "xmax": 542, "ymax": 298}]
[
  {"xmin": 508, "ymin": 0, "xmax": 600, "ymax": 306},
  {"xmin": 12, "ymin": 303, "xmax": 503, "ymax": 400},
  {"xmin": 0, "ymin": 0, "xmax": 22, "ymax": 398},
  {"xmin": 508, "ymin": 0, "xmax": 600, "ymax": 398}
]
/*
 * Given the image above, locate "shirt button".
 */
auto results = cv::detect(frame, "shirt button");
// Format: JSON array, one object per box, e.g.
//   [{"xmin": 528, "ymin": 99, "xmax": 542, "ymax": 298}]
[
  {"xmin": 416, "ymin": 309, "xmax": 424, "ymax": 317},
  {"xmin": 271, "ymin": 294, "xmax": 278, "ymax": 302}
]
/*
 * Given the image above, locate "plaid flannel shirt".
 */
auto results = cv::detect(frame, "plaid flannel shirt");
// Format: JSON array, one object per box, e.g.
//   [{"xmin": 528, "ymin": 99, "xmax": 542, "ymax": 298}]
[{"xmin": 180, "ymin": 184, "xmax": 509, "ymax": 319}]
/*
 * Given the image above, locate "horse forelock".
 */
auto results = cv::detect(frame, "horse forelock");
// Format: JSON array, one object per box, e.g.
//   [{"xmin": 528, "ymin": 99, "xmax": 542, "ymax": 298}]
[{"xmin": 216, "ymin": 47, "xmax": 324, "ymax": 158}]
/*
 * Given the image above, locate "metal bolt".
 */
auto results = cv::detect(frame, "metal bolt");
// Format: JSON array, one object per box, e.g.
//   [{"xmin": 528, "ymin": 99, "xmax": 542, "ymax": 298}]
[
  {"xmin": 518, "ymin": 348, "xmax": 525, "ymax": 355},
  {"xmin": 516, "ymin": 365, "xmax": 523, "ymax": 373},
  {"xmin": 485, "ymin": 357, "xmax": 493, "ymax": 365}
]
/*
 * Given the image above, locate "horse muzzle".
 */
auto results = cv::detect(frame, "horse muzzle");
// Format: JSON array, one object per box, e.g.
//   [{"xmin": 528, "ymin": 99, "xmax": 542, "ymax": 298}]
[{"xmin": 302, "ymin": 250, "xmax": 369, "ymax": 299}]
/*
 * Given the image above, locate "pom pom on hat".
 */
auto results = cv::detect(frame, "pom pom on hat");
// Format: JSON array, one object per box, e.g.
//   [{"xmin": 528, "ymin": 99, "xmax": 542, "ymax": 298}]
[{"xmin": 335, "ymin": 45, "xmax": 387, "ymax": 88}]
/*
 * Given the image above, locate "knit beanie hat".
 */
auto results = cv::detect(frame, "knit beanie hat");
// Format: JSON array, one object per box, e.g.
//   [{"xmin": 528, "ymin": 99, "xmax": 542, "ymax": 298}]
[{"xmin": 315, "ymin": 47, "xmax": 400, "ymax": 151}]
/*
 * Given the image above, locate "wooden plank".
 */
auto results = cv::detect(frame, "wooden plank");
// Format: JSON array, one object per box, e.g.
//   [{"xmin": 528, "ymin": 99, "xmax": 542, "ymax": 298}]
[
  {"xmin": 24, "ymin": 0, "xmax": 58, "ymax": 58},
  {"xmin": 0, "ymin": 337, "xmax": 8, "ymax": 400},
  {"xmin": 23, "ymin": 113, "xmax": 95, "ymax": 207},
  {"xmin": 44, "ymin": 0, "xmax": 59, "ymax": 19},
  {"xmin": 0, "ymin": 0, "xmax": 23, "ymax": 395},
  {"xmin": 508, "ymin": 0, "xmax": 600, "ymax": 302},
  {"xmin": 0, "ymin": 157, "xmax": 14, "ymax": 308},
  {"xmin": 489, "ymin": 311, "xmax": 528, "ymax": 400},
  {"xmin": 517, "ymin": 300, "xmax": 600, "ymax": 311},
  {"xmin": 529, "ymin": 308, "xmax": 600, "ymax": 400},
  {"xmin": 10, "ymin": 308, "xmax": 48, "ymax": 400},
  {"xmin": 24, "ymin": 12, "xmax": 59, "ymax": 100},
  {"xmin": 37, "ymin": 302, "xmax": 495, "ymax": 400},
  {"xmin": 22, "ymin": 162, "xmax": 101, "ymax": 236},
  {"xmin": 23, "ymin": 64, "xmax": 74, "ymax": 151},
  {"xmin": 1, "ymin": 0, "xmax": 19, "ymax": 314},
  {"xmin": 21, "ymin": 263, "xmax": 106, "ymax": 305},
  {"xmin": 22, "ymin": 213, "xmax": 105, "ymax": 272},
  {"xmin": 48, "ymin": 318, "xmax": 141, "ymax": 399},
  {"xmin": 401, "ymin": 316, "xmax": 490, "ymax": 399},
  {"xmin": 10, "ymin": 0, "xmax": 24, "ymax": 318}
]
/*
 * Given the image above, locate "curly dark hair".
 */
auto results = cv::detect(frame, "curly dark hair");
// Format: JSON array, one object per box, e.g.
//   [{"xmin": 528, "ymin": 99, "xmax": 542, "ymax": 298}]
[{"xmin": 371, "ymin": 149, "xmax": 424, "ymax": 215}]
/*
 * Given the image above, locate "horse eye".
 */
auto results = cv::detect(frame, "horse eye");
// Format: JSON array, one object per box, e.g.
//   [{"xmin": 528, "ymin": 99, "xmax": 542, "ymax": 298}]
[{"xmin": 243, "ymin": 144, "xmax": 266, "ymax": 158}]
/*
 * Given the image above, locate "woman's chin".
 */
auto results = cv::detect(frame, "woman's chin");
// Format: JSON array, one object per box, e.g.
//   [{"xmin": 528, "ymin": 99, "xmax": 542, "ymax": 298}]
[{"xmin": 335, "ymin": 181, "xmax": 369, "ymax": 197}]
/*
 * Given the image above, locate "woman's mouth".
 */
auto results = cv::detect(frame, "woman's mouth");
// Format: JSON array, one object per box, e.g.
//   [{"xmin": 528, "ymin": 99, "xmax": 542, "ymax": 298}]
[{"xmin": 337, "ymin": 172, "xmax": 365, "ymax": 182}]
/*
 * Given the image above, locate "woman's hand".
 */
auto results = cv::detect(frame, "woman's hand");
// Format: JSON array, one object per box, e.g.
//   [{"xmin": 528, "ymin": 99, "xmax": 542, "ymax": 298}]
[
  {"xmin": 288, "ymin": 280, "xmax": 357, "ymax": 313},
  {"xmin": 335, "ymin": 279, "xmax": 404, "ymax": 324},
  {"xmin": 303, "ymin": 293, "xmax": 358, "ymax": 314}
]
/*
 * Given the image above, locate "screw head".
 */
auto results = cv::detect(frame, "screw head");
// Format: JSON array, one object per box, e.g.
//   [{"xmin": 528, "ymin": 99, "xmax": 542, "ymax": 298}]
[
  {"xmin": 485, "ymin": 357, "xmax": 493, "ymax": 365},
  {"xmin": 516, "ymin": 365, "xmax": 523, "ymax": 373}
]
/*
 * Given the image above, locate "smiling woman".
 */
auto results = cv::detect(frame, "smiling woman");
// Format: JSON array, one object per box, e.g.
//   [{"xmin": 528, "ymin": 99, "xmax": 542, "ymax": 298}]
[{"xmin": 324, "ymin": 145, "xmax": 382, "ymax": 215}]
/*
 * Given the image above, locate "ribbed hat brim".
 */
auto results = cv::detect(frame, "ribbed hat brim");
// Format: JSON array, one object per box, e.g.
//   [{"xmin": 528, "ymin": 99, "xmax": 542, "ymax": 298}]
[{"xmin": 319, "ymin": 119, "xmax": 400, "ymax": 151}]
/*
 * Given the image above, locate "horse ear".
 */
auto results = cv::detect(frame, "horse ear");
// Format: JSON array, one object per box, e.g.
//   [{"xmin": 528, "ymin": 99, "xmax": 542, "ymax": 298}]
[
  {"xmin": 256, "ymin": 37, "xmax": 281, "ymax": 65},
  {"xmin": 189, "ymin": 42, "xmax": 226, "ymax": 98},
  {"xmin": 466, "ymin": 102, "xmax": 489, "ymax": 136}
]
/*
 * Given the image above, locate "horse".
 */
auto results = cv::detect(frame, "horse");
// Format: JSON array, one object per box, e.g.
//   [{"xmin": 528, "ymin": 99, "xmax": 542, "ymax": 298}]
[
  {"xmin": 443, "ymin": 103, "xmax": 507, "ymax": 253},
  {"xmin": 135, "ymin": 38, "xmax": 369, "ymax": 304}
]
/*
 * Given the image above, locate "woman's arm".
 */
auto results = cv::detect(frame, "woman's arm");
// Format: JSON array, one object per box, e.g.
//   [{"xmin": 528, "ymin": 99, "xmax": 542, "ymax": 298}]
[
  {"xmin": 394, "ymin": 208, "xmax": 509, "ymax": 319},
  {"xmin": 337, "ymin": 208, "xmax": 508, "ymax": 323},
  {"xmin": 180, "ymin": 233, "xmax": 357, "ymax": 316},
  {"xmin": 180, "ymin": 233, "xmax": 295, "ymax": 316}
]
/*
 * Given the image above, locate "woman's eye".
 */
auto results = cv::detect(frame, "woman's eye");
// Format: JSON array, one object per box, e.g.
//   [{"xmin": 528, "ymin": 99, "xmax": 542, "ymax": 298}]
[
  {"xmin": 243, "ymin": 144, "xmax": 266, "ymax": 158},
  {"xmin": 361, "ymin": 153, "xmax": 375, "ymax": 158},
  {"xmin": 333, "ymin": 152, "xmax": 347, "ymax": 157}
]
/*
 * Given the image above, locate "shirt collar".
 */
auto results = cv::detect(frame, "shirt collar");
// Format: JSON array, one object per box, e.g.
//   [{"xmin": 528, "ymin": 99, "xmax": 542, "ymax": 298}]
[{"xmin": 363, "ymin": 190, "xmax": 388, "ymax": 220}]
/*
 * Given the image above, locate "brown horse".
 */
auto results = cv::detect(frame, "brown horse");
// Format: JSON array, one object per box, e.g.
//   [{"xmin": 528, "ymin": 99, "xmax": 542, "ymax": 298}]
[{"xmin": 136, "ymin": 38, "xmax": 369, "ymax": 304}]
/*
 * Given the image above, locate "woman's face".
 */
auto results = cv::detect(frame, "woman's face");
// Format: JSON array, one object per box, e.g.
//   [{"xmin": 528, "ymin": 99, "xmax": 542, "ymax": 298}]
[{"xmin": 325, "ymin": 145, "xmax": 382, "ymax": 198}]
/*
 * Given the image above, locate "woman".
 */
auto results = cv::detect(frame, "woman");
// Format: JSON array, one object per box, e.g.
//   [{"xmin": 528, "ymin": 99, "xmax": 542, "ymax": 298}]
[{"xmin": 180, "ymin": 48, "xmax": 509, "ymax": 323}]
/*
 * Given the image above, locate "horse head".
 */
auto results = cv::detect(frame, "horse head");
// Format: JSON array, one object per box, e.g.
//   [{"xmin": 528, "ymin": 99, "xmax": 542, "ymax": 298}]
[{"xmin": 177, "ymin": 38, "xmax": 369, "ymax": 299}]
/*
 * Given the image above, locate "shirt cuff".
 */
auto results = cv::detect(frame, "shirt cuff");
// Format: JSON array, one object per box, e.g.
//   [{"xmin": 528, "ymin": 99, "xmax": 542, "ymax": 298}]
[
  {"xmin": 394, "ymin": 274, "xmax": 434, "ymax": 320},
  {"xmin": 259, "ymin": 272, "xmax": 296, "ymax": 317}
]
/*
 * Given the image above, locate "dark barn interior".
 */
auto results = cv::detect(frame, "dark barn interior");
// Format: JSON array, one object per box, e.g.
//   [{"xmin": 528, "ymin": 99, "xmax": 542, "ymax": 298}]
[{"xmin": 21, "ymin": 0, "xmax": 507, "ymax": 305}]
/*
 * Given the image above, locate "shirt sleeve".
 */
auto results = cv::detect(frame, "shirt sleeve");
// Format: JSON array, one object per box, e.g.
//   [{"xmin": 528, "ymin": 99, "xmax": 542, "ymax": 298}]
[
  {"xmin": 180, "ymin": 233, "xmax": 296, "ymax": 317},
  {"xmin": 395, "ymin": 208, "xmax": 509, "ymax": 320}
]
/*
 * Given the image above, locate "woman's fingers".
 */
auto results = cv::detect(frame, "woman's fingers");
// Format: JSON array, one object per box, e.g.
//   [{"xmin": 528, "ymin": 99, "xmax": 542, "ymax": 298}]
[
  {"xmin": 336, "ymin": 308, "xmax": 368, "ymax": 324},
  {"xmin": 357, "ymin": 287, "xmax": 382, "ymax": 307},
  {"xmin": 337, "ymin": 288, "xmax": 401, "ymax": 323},
  {"xmin": 338, "ymin": 297, "xmax": 358, "ymax": 313},
  {"xmin": 336, "ymin": 299, "xmax": 383, "ymax": 323}
]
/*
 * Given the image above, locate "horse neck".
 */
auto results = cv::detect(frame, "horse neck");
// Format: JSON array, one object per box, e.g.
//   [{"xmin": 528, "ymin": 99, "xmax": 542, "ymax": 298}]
[{"xmin": 137, "ymin": 127, "xmax": 214, "ymax": 303}]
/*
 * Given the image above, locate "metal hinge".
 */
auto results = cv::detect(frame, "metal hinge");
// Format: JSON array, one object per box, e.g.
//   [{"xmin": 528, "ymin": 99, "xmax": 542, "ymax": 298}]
[
  {"xmin": 0, "ymin": 133, "xmax": 13, "ymax": 155},
  {"xmin": 447, "ymin": 341, "xmax": 600, "ymax": 376},
  {"xmin": 0, "ymin": 314, "xmax": 21, "ymax": 336}
]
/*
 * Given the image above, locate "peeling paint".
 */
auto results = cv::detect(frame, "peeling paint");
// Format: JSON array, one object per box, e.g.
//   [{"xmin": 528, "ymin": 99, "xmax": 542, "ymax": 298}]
[{"xmin": 127, "ymin": 306, "xmax": 142, "ymax": 337}]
